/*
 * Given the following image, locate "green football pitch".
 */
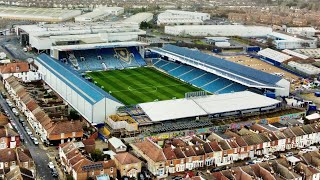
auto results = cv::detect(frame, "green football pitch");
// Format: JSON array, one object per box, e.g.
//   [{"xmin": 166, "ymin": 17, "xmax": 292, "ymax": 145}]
[{"xmin": 86, "ymin": 67, "xmax": 202, "ymax": 105}]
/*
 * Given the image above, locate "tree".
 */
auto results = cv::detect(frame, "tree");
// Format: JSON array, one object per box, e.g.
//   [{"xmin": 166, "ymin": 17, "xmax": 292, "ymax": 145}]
[{"xmin": 90, "ymin": 149, "xmax": 109, "ymax": 162}]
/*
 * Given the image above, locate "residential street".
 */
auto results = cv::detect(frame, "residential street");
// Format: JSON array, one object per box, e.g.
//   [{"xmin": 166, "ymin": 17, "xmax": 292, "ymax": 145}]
[{"xmin": 0, "ymin": 92, "xmax": 56, "ymax": 180}]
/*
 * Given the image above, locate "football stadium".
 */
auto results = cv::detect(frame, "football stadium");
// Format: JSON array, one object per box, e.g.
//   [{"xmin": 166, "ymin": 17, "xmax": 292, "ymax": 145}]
[{"xmin": 35, "ymin": 43, "xmax": 290, "ymax": 126}]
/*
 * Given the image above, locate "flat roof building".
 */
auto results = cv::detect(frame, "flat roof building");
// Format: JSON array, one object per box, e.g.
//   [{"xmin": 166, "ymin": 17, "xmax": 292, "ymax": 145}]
[
  {"xmin": 157, "ymin": 10, "xmax": 210, "ymax": 25},
  {"xmin": 74, "ymin": 7, "xmax": 124, "ymax": 22},
  {"xmin": 164, "ymin": 25, "xmax": 272, "ymax": 37},
  {"xmin": 123, "ymin": 12, "xmax": 153, "ymax": 24},
  {"xmin": 0, "ymin": 6, "xmax": 81, "ymax": 22}
]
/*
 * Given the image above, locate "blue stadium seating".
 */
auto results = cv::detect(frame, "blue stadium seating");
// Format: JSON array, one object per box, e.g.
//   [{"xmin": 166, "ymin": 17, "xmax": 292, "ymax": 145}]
[
  {"xmin": 154, "ymin": 59, "xmax": 247, "ymax": 94},
  {"xmin": 62, "ymin": 47, "xmax": 147, "ymax": 72},
  {"xmin": 161, "ymin": 62, "xmax": 180, "ymax": 72},
  {"xmin": 190, "ymin": 74, "xmax": 220, "ymax": 87},
  {"xmin": 169, "ymin": 65, "xmax": 195, "ymax": 77},
  {"xmin": 179, "ymin": 69, "xmax": 206, "ymax": 82}
]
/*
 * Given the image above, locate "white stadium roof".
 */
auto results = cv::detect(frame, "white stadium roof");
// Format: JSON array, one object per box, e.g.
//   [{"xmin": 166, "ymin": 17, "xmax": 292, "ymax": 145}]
[
  {"xmin": 138, "ymin": 98, "xmax": 207, "ymax": 122},
  {"xmin": 258, "ymin": 48, "xmax": 292, "ymax": 63},
  {"xmin": 0, "ymin": 6, "xmax": 81, "ymax": 22},
  {"xmin": 52, "ymin": 41, "xmax": 148, "ymax": 51},
  {"xmin": 138, "ymin": 91, "xmax": 281, "ymax": 122}
]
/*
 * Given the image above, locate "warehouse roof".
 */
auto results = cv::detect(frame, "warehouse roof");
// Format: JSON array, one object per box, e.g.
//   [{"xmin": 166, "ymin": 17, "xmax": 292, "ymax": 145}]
[
  {"xmin": 152, "ymin": 44, "xmax": 282, "ymax": 89},
  {"xmin": 282, "ymin": 49, "xmax": 309, "ymax": 59},
  {"xmin": 123, "ymin": 12, "xmax": 153, "ymax": 24},
  {"xmin": 36, "ymin": 54, "xmax": 121, "ymax": 105},
  {"xmin": 138, "ymin": 91, "xmax": 280, "ymax": 122},
  {"xmin": 258, "ymin": 48, "xmax": 292, "ymax": 63},
  {"xmin": 0, "ymin": 6, "xmax": 81, "ymax": 21}
]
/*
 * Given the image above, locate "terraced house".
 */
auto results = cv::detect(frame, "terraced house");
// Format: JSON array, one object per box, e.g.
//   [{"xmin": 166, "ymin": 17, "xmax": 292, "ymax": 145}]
[
  {"xmin": 131, "ymin": 122, "xmax": 320, "ymax": 176},
  {"xmin": 3, "ymin": 76, "xmax": 83, "ymax": 145}
]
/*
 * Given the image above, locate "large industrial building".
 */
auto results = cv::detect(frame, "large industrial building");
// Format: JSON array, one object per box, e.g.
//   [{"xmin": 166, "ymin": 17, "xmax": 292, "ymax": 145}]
[
  {"xmin": 74, "ymin": 7, "xmax": 124, "ymax": 22},
  {"xmin": 16, "ymin": 22, "xmax": 145, "ymax": 52},
  {"xmin": 157, "ymin": 10, "xmax": 210, "ymax": 25},
  {"xmin": 0, "ymin": 6, "xmax": 81, "ymax": 22},
  {"xmin": 35, "ymin": 54, "xmax": 123, "ymax": 124},
  {"xmin": 288, "ymin": 61, "xmax": 320, "ymax": 75},
  {"xmin": 267, "ymin": 32, "xmax": 317, "ymax": 50},
  {"xmin": 123, "ymin": 12, "xmax": 153, "ymax": 24},
  {"xmin": 258, "ymin": 48, "xmax": 293, "ymax": 66},
  {"xmin": 164, "ymin": 25, "xmax": 272, "ymax": 37},
  {"xmin": 286, "ymin": 27, "xmax": 318, "ymax": 38}
]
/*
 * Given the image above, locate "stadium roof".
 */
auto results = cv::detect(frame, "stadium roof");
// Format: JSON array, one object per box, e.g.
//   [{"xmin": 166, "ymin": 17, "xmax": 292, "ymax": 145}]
[
  {"xmin": 282, "ymin": 49, "xmax": 309, "ymax": 59},
  {"xmin": 0, "ymin": 7, "xmax": 81, "ymax": 22},
  {"xmin": 258, "ymin": 48, "xmax": 292, "ymax": 63},
  {"xmin": 151, "ymin": 44, "xmax": 283, "ymax": 89},
  {"xmin": 138, "ymin": 91, "xmax": 280, "ymax": 122},
  {"xmin": 36, "ymin": 54, "xmax": 122, "ymax": 105},
  {"xmin": 52, "ymin": 41, "xmax": 148, "ymax": 51}
]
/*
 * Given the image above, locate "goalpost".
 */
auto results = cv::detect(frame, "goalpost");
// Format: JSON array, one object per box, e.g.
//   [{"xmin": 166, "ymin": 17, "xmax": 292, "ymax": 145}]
[{"xmin": 185, "ymin": 91, "xmax": 207, "ymax": 99}]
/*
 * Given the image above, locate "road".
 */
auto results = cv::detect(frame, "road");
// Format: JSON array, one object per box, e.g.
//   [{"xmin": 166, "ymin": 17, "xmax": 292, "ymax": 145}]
[{"xmin": 0, "ymin": 93, "xmax": 56, "ymax": 180}]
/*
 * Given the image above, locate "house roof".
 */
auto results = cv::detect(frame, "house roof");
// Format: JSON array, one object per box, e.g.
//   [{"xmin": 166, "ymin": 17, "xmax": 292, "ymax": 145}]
[
  {"xmin": 108, "ymin": 137, "xmax": 126, "ymax": 149},
  {"xmin": 0, "ymin": 62, "xmax": 29, "ymax": 74},
  {"xmin": 132, "ymin": 139, "xmax": 166, "ymax": 162},
  {"xmin": 0, "ymin": 114, "xmax": 9, "ymax": 126},
  {"xmin": 192, "ymin": 145, "xmax": 206, "ymax": 156},
  {"xmin": 309, "ymin": 123, "xmax": 320, "ymax": 133},
  {"xmin": 282, "ymin": 128, "xmax": 296, "ymax": 138},
  {"xmin": 173, "ymin": 147, "xmax": 186, "ymax": 159},
  {"xmin": 4, "ymin": 166, "xmax": 34, "ymax": 180},
  {"xmin": 114, "ymin": 152, "xmax": 141, "ymax": 165},
  {"xmin": 203, "ymin": 143, "xmax": 213, "ymax": 153},
  {"xmin": 301, "ymin": 124, "xmax": 316, "ymax": 134},
  {"xmin": 208, "ymin": 141, "xmax": 223, "ymax": 151},
  {"xmin": 290, "ymin": 126, "xmax": 306, "ymax": 136},
  {"xmin": 46, "ymin": 120, "xmax": 83, "ymax": 138},
  {"xmin": 182, "ymin": 145, "xmax": 197, "ymax": 157},
  {"xmin": 163, "ymin": 147, "xmax": 177, "ymax": 160}
]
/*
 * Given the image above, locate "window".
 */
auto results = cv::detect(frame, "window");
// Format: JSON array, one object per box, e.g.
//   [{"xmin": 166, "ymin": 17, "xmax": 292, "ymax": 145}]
[
  {"xmin": 170, "ymin": 160, "xmax": 173, "ymax": 165},
  {"xmin": 4, "ymin": 162, "xmax": 8, "ymax": 167},
  {"xmin": 110, "ymin": 167, "xmax": 113, "ymax": 172},
  {"xmin": 24, "ymin": 162, "xmax": 28, "ymax": 168},
  {"xmin": 11, "ymin": 161, "xmax": 15, "ymax": 166}
]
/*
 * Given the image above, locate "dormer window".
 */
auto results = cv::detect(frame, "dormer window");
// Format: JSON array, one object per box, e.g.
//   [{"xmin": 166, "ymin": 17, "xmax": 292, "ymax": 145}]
[{"xmin": 16, "ymin": 66, "xmax": 20, "ymax": 71}]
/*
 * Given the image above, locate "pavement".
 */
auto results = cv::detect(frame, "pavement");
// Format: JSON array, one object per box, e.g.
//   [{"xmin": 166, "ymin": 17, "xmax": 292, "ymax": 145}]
[{"xmin": 0, "ymin": 84, "xmax": 58, "ymax": 180}]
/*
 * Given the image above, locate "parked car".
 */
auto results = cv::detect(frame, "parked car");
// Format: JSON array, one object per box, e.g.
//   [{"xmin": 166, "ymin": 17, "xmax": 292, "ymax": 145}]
[
  {"xmin": 285, "ymin": 152, "xmax": 294, "ymax": 157},
  {"xmin": 48, "ymin": 162, "xmax": 55, "ymax": 169},
  {"xmin": 308, "ymin": 146, "xmax": 318, "ymax": 151},
  {"xmin": 51, "ymin": 168, "xmax": 58, "ymax": 177},
  {"xmin": 33, "ymin": 139, "xmax": 39, "ymax": 145}
]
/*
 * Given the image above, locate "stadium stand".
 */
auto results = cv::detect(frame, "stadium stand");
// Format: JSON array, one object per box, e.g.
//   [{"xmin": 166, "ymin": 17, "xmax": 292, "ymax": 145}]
[
  {"xmin": 151, "ymin": 45, "xmax": 284, "ymax": 89},
  {"xmin": 59, "ymin": 47, "xmax": 146, "ymax": 72},
  {"xmin": 152, "ymin": 59, "xmax": 247, "ymax": 94}
]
